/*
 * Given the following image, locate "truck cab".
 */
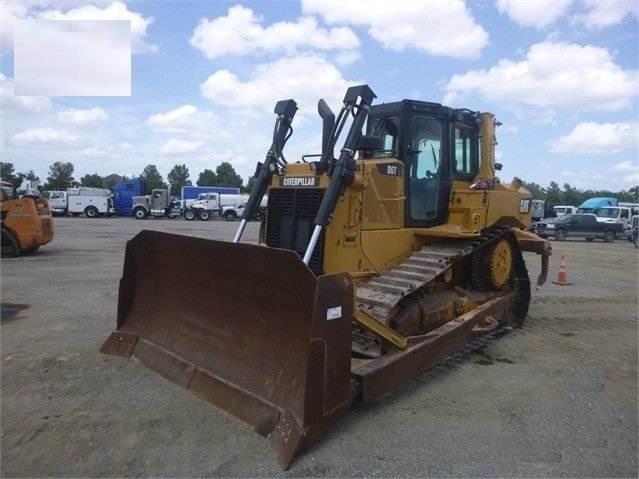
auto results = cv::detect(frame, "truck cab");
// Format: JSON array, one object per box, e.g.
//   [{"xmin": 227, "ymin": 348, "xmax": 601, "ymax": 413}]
[
  {"xmin": 112, "ymin": 178, "xmax": 143, "ymax": 216},
  {"xmin": 183, "ymin": 192, "xmax": 221, "ymax": 221},
  {"xmin": 131, "ymin": 188, "xmax": 181, "ymax": 219},
  {"xmin": 596, "ymin": 206, "xmax": 635, "ymax": 230},
  {"xmin": 48, "ymin": 191, "xmax": 68, "ymax": 215},
  {"xmin": 577, "ymin": 197, "xmax": 617, "ymax": 215}
]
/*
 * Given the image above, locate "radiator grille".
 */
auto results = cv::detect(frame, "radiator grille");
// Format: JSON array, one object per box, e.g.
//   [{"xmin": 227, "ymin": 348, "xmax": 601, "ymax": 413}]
[
  {"xmin": 41, "ymin": 218, "xmax": 53, "ymax": 239},
  {"xmin": 266, "ymin": 188, "xmax": 326, "ymax": 276},
  {"xmin": 364, "ymin": 173, "xmax": 400, "ymax": 224}
]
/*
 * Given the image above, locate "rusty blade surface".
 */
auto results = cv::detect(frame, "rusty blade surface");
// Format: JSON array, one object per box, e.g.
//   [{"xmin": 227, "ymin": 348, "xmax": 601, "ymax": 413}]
[{"xmin": 101, "ymin": 230, "xmax": 353, "ymax": 469}]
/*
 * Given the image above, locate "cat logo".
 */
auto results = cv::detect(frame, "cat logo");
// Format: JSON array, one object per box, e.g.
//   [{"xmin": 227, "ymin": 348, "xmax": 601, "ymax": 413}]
[{"xmin": 279, "ymin": 177, "xmax": 320, "ymax": 187}]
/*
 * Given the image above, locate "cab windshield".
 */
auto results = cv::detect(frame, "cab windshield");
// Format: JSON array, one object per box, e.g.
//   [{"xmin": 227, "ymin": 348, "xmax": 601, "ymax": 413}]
[
  {"xmin": 597, "ymin": 207, "xmax": 619, "ymax": 219},
  {"xmin": 1, "ymin": 186, "xmax": 14, "ymax": 200}
]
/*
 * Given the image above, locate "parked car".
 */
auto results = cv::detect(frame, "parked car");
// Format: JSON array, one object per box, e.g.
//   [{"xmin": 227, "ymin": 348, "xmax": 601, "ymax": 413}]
[{"xmin": 535, "ymin": 213, "xmax": 623, "ymax": 242}]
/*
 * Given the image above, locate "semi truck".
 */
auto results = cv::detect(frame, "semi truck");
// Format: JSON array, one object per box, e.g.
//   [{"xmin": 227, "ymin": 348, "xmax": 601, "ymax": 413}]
[
  {"xmin": 131, "ymin": 189, "xmax": 182, "ymax": 219},
  {"xmin": 577, "ymin": 197, "xmax": 617, "ymax": 215},
  {"xmin": 182, "ymin": 192, "xmax": 222, "ymax": 220},
  {"xmin": 112, "ymin": 178, "xmax": 144, "ymax": 216}
]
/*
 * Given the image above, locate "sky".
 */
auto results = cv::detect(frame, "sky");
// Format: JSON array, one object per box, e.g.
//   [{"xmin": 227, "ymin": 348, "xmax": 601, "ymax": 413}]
[{"xmin": 1, "ymin": 0, "xmax": 638, "ymax": 192}]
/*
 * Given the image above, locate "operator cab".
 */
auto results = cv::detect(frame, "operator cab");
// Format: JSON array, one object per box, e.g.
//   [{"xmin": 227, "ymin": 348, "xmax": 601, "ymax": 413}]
[
  {"xmin": 367, "ymin": 101, "xmax": 480, "ymax": 228},
  {"xmin": 1, "ymin": 182, "xmax": 15, "ymax": 201}
]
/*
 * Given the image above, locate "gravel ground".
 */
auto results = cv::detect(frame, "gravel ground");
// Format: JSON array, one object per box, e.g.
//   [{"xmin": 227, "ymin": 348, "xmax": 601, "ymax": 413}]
[{"xmin": 1, "ymin": 216, "xmax": 637, "ymax": 478}]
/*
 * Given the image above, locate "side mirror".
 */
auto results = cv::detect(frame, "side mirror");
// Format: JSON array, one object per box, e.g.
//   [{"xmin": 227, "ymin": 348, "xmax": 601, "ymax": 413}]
[
  {"xmin": 357, "ymin": 135, "xmax": 384, "ymax": 152},
  {"xmin": 385, "ymin": 117, "xmax": 399, "ymax": 136}
]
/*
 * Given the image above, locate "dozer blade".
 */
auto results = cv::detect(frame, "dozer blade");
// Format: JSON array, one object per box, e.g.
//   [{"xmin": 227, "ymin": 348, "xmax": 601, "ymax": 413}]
[{"xmin": 101, "ymin": 230, "xmax": 353, "ymax": 469}]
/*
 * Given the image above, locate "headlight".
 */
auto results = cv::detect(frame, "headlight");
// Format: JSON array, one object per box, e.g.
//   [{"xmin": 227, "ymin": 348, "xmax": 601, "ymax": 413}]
[{"xmin": 547, "ymin": 224, "xmax": 555, "ymax": 229}]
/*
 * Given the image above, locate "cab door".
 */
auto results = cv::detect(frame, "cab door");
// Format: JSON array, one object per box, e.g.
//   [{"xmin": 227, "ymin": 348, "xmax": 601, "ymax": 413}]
[{"xmin": 404, "ymin": 114, "xmax": 451, "ymax": 228}]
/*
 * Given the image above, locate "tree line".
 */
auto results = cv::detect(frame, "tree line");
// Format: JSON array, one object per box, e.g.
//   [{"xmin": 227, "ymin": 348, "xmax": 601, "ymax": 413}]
[
  {"xmin": 0, "ymin": 161, "xmax": 248, "ymax": 196},
  {"xmin": 2, "ymin": 161, "xmax": 636, "ymax": 205},
  {"xmin": 522, "ymin": 180, "xmax": 638, "ymax": 206}
]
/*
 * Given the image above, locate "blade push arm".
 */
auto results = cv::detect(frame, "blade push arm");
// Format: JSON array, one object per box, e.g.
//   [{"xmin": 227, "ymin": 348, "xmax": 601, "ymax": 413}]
[
  {"xmin": 233, "ymin": 99, "xmax": 298, "ymax": 243},
  {"xmin": 302, "ymin": 85, "xmax": 376, "ymax": 264}
]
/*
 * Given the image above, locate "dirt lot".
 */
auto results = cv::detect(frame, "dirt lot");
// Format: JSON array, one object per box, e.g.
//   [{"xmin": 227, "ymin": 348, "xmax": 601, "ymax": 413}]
[{"xmin": 1, "ymin": 216, "xmax": 637, "ymax": 478}]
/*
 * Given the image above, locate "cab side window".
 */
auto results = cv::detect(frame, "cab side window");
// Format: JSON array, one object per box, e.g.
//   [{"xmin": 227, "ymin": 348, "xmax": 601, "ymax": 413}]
[
  {"xmin": 368, "ymin": 117, "xmax": 398, "ymax": 158},
  {"xmin": 1, "ymin": 186, "xmax": 14, "ymax": 200},
  {"xmin": 454, "ymin": 125, "xmax": 478, "ymax": 177}
]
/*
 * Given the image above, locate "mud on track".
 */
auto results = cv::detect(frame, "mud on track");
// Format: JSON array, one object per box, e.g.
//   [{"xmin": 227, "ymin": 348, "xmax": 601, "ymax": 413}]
[{"xmin": 1, "ymin": 216, "xmax": 637, "ymax": 478}]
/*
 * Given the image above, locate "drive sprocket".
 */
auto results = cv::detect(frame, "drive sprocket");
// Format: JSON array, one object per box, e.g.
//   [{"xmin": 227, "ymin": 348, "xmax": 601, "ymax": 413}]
[{"xmin": 471, "ymin": 233, "xmax": 513, "ymax": 291}]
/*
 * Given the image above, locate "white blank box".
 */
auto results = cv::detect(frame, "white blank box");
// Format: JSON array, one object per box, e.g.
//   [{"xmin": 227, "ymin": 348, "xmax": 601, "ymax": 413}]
[{"xmin": 14, "ymin": 20, "xmax": 131, "ymax": 96}]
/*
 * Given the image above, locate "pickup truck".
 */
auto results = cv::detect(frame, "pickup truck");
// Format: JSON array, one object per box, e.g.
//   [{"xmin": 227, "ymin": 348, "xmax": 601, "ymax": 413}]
[
  {"xmin": 535, "ymin": 213, "xmax": 623, "ymax": 242},
  {"xmin": 222, "ymin": 201, "xmax": 265, "ymax": 221}
]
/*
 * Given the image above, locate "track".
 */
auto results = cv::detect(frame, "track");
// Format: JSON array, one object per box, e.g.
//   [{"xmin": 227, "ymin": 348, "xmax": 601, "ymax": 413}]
[
  {"xmin": 356, "ymin": 228, "xmax": 531, "ymax": 328},
  {"xmin": 356, "ymin": 241, "xmax": 477, "ymax": 323}
]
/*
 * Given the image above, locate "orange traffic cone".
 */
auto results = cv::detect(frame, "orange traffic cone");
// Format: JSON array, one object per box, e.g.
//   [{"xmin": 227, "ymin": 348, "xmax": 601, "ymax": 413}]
[{"xmin": 552, "ymin": 255, "xmax": 572, "ymax": 285}]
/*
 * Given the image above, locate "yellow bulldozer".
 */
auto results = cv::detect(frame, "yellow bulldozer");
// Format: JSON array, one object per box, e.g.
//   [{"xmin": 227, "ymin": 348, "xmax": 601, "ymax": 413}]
[
  {"xmin": 1, "ymin": 180, "xmax": 54, "ymax": 257},
  {"xmin": 102, "ymin": 85, "xmax": 551, "ymax": 469}
]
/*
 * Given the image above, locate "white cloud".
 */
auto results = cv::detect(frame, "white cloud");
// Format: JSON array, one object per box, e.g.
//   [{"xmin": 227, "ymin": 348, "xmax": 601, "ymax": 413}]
[
  {"xmin": 57, "ymin": 107, "xmax": 108, "ymax": 125},
  {"xmin": 612, "ymin": 160, "xmax": 639, "ymax": 174},
  {"xmin": 200, "ymin": 55, "xmax": 357, "ymax": 116},
  {"xmin": 559, "ymin": 163, "xmax": 638, "ymax": 190},
  {"xmin": 496, "ymin": 0, "xmax": 573, "ymax": 28},
  {"xmin": 302, "ymin": 0, "xmax": 488, "ymax": 59},
  {"xmin": 0, "ymin": 74, "xmax": 52, "ymax": 114},
  {"xmin": 547, "ymin": 122, "xmax": 638, "ymax": 153},
  {"xmin": 160, "ymin": 138, "xmax": 205, "ymax": 155},
  {"xmin": 610, "ymin": 160, "xmax": 639, "ymax": 187},
  {"xmin": 3, "ymin": 0, "xmax": 157, "ymax": 54},
  {"xmin": 11, "ymin": 128, "xmax": 78, "ymax": 146},
  {"xmin": 572, "ymin": 0, "xmax": 639, "ymax": 29},
  {"xmin": 78, "ymin": 146, "xmax": 110, "ymax": 158},
  {"xmin": 76, "ymin": 141, "xmax": 138, "ymax": 160},
  {"xmin": 334, "ymin": 50, "xmax": 362, "ymax": 66},
  {"xmin": 443, "ymin": 42, "xmax": 638, "ymax": 112},
  {"xmin": 147, "ymin": 105, "xmax": 220, "ymax": 137},
  {"xmin": 189, "ymin": 5, "xmax": 359, "ymax": 60}
]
